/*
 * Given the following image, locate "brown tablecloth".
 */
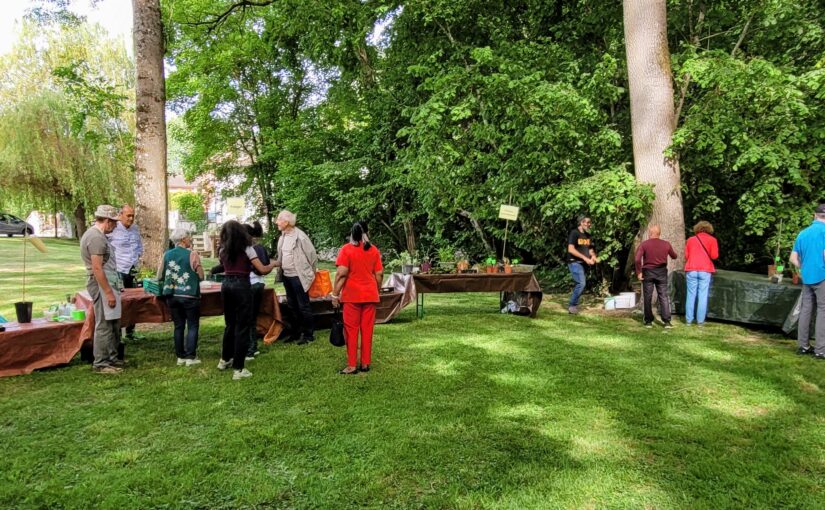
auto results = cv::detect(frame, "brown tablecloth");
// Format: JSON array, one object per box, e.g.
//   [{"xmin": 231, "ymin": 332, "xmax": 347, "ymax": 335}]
[
  {"xmin": 411, "ymin": 272, "xmax": 543, "ymax": 317},
  {"xmin": 0, "ymin": 286, "xmax": 286, "ymax": 378},
  {"xmin": 0, "ymin": 319, "xmax": 85, "ymax": 377},
  {"xmin": 278, "ymin": 291, "xmax": 407, "ymax": 332},
  {"xmin": 75, "ymin": 287, "xmax": 284, "ymax": 345}
]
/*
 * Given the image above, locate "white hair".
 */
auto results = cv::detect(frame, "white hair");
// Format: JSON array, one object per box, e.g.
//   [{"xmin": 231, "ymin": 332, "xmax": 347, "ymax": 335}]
[
  {"xmin": 278, "ymin": 210, "xmax": 296, "ymax": 226},
  {"xmin": 170, "ymin": 228, "xmax": 191, "ymax": 243}
]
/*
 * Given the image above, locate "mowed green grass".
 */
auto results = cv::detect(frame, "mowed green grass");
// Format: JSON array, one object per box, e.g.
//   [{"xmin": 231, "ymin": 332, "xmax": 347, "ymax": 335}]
[{"xmin": 1, "ymin": 238, "xmax": 824, "ymax": 509}]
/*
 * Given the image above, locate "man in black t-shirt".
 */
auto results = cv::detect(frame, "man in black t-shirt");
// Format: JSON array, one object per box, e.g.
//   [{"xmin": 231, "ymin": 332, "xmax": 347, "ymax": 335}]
[{"xmin": 566, "ymin": 215, "xmax": 598, "ymax": 314}]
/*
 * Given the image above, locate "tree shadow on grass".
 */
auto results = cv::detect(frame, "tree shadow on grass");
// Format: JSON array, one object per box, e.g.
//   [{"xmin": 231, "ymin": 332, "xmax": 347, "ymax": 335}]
[{"xmin": 387, "ymin": 302, "xmax": 825, "ymax": 507}]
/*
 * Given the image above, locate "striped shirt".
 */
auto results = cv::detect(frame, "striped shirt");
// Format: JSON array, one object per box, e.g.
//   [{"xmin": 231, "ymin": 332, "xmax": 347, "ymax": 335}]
[{"xmin": 108, "ymin": 222, "xmax": 143, "ymax": 274}]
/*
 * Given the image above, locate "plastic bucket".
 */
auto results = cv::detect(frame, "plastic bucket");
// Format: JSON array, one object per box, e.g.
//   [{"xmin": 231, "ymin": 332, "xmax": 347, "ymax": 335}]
[
  {"xmin": 71, "ymin": 309, "xmax": 86, "ymax": 321},
  {"xmin": 604, "ymin": 297, "xmax": 616, "ymax": 310}
]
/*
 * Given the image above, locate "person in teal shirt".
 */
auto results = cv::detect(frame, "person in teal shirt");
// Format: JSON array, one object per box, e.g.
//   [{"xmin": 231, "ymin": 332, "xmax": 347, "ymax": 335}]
[{"xmin": 789, "ymin": 204, "xmax": 825, "ymax": 359}]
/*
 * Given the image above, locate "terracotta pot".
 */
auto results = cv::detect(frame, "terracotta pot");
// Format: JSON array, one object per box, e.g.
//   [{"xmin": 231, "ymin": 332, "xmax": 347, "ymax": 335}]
[
  {"xmin": 504, "ymin": 264, "xmax": 512, "ymax": 274},
  {"xmin": 767, "ymin": 264, "xmax": 776, "ymax": 277},
  {"xmin": 792, "ymin": 273, "xmax": 800, "ymax": 285},
  {"xmin": 486, "ymin": 266, "xmax": 496, "ymax": 274}
]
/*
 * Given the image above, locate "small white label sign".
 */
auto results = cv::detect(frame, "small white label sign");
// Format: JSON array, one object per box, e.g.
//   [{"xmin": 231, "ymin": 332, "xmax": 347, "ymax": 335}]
[
  {"xmin": 498, "ymin": 205, "xmax": 519, "ymax": 221},
  {"xmin": 226, "ymin": 197, "xmax": 245, "ymax": 218}
]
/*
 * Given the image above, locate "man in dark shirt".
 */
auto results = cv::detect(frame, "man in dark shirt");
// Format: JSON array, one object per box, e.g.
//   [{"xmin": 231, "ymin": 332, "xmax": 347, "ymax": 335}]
[
  {"xmin": 634, "ymin": 225, "xmax": 678, "ymax": 328},
  {"xmin": 567, "ymin": 215, "xmax": 598, "ymax": 314}
]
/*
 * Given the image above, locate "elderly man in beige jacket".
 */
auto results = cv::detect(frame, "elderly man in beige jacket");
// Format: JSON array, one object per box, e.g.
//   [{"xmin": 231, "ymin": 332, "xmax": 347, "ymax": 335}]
[{"xmin": 275, "ymin": 210, "xmax": 318, "ymax": 344}]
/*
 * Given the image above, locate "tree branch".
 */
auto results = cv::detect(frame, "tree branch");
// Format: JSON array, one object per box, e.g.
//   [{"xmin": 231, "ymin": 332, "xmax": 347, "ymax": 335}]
[
  {"xmin": 182, "ymin": 0, "xmax": 275, "ymax": 33},
  {"xmin": 731, "ymin": 12, "xmax": 755, "ymax": 57}
]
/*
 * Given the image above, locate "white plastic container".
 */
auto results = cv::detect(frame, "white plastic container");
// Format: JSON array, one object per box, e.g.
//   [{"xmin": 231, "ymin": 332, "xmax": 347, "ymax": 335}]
[
  {"xmin": 604, "ymin": 297, "xmax": 616, "ymax": 310},
  {"xmin": 614, "ymin": 295, "xmax": 633, "ymax": 309},
  {"xmin": 617, "ymin": 292, "xmax": 636, "ymax": 308}
]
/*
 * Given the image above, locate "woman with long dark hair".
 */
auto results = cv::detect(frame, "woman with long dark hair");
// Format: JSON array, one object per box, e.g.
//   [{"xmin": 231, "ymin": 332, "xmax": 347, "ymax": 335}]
[
  {"xmin": 331, "ymin": 221, "xmax": 383, "ymax": 374},
  {"xmin": 217, "ymin": 220, "xmax": 276, "ymax": 380}
]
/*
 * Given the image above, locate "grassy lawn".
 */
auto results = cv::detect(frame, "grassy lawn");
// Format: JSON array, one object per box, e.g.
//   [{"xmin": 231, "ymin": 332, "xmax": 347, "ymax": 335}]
[{"xmin": 1, "ymin": 238, "xmax": 824, "ymax": 508}]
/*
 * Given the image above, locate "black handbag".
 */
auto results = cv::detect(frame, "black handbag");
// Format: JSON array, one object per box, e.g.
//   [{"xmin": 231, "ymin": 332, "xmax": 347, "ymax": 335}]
[{"xmin": 329, "ymin": 308, "xmax": 346, "ymax": 347}]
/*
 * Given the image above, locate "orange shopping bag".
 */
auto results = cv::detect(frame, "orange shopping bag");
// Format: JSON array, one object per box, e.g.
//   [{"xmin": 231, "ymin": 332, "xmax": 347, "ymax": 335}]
[{"xmin": 308, "ymin": 270, "xmax": 332, "ymax": 298}]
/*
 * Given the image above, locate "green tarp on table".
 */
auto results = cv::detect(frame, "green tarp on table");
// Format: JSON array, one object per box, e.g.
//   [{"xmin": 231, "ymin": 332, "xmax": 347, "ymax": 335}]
[{"xmin": 670, "ymin": 269, "xmax": 802, "ymax": 334}]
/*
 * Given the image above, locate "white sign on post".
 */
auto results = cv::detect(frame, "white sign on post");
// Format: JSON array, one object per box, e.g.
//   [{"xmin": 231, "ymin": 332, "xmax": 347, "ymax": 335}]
[
  {"xmin": 226, "ymin": 197, "xmax": 245, "ymax": 218},
  {"xmin": 498, "ymin": 205, "xmax": 519, "ymax": 221}
]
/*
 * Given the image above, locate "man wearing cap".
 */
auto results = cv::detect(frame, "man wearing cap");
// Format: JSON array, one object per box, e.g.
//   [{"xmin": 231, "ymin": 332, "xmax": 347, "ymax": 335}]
[
  {"xmin": 108, "ymin": 204, "xmax": 143, "ymax": 341},
  {"xmin": 80, "ymin": 205, "xmax": 124, "ymax": 374},
  {"xmin": 789, "ymin": 204, "xmax": 825, "ymax": 360}
]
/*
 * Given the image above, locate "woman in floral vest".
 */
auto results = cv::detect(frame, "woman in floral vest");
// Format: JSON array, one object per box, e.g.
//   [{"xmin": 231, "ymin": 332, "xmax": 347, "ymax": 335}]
[{"xmin": 158, "ymin": 228, "xmax": 205, "ymax": 366}]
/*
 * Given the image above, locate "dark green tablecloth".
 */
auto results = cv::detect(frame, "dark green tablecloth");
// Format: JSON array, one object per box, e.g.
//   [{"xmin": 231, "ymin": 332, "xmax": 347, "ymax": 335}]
[{"xmin": 670, "ymin": 269, "xmax": 803, "ymax": 333}]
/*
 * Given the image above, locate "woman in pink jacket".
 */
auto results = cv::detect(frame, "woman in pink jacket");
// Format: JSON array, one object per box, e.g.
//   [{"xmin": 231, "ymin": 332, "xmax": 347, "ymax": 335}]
[{"xmin": 684, "ymin": 221, "xmax": 719, "ymax": 325}]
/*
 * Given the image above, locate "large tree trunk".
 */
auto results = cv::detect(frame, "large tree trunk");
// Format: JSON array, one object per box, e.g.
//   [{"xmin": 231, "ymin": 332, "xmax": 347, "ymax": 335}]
[
  {"xmin": 73, "ymin": 203, "xmax": 86, "ymax": 239},
  {"xmin": 133, "ymin": 0, "xmax": 168, "ymax": 270},
  {"xmin": 624, "ymin": 0, "xmax": 686, "ymax": 269}
]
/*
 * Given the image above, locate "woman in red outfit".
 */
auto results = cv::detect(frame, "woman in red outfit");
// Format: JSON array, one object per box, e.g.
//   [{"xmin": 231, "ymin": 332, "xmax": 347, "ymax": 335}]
[{"xmin": 331, "ymin": 221, "xmax": 383, "ymax": 375}]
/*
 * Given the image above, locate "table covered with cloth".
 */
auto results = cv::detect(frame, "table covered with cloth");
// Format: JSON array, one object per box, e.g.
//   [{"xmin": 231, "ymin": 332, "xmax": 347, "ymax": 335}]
[
  {"xmin": 400, "ymin": 272, "xmax": 543, "ymax": 318},
  {"xmin": 278, "ymin": 283, "xmax": 408, "ymax": 333},
  {"xmin": 0, "ymin": 286, "xmax": 285, "ymax": 378},
  {"xmin": 0, "ymin": 319, "xmax": 85, "ymax": 377},
  {"xmin": 669, "ymin": 269, "xmax": 803, "ymax": 334},
  {"xmin": 75, "ymin": 287, "xmax": 284, "ymax": 345}
]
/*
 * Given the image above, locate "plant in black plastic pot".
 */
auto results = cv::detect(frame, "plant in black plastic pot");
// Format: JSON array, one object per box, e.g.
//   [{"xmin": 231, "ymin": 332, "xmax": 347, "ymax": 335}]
[{"xmin": 14, "ymin": 232, "xmax": 45, "ymax": 323}]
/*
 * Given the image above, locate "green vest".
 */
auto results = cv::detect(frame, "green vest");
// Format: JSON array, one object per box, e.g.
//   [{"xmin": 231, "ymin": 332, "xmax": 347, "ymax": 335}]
[{"xmin": 161, "ymin": 247, "xmax": 200, "ymax": 298}]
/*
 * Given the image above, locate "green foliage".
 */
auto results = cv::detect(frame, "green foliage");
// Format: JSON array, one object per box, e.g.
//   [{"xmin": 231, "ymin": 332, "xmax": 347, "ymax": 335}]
[
  {"xmin": 0, "ymin": 19, "xmax": 134, "ymax": 218},
  {"xmin": 162, "ymin": 0, "xmax": 825, "ymax": 279},
  {"xmin": 170, "ymin": 191, "xmax": 207, "ymax": 232}
]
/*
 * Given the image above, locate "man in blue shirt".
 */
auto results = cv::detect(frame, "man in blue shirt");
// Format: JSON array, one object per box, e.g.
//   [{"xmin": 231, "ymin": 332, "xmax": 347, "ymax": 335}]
[
  {"xmin": 108, "ymin": 204, "xmax": 144, "ymax": 341},
  {"xmin": 789, "ymin": 203, "xmax": 825, "ymax": 359}
]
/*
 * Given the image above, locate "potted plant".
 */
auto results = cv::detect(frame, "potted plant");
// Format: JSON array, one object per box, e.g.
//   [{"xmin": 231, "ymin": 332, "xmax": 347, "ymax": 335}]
[
  {"xmin": 437, "ymin": 246, "xmax": 456, "ymax": 271},
  {"xmin": 790, "ymin": 265, "xmax": 800, "ymax": 285},
  {"xmin": 502, "ymin": 257, "xmax": 513, "ymax": 274},
  {"xmin": 770, "ymin": 256, "xmax": 785, "ymax": 283},
  {"xmin": 400, "ymin": 251, "xmax": 419, "ymax": 275},
  {"xmin": 484, "ymin": 256, "xmax": 497, "ymax": 274},
  {"xmin": 15, "ymin": 232, "xmax": 47, "ymax": 323}
]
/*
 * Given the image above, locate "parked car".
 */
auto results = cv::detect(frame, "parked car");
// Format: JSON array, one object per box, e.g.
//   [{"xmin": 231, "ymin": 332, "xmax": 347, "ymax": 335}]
[{"xmin": 0, "ymin": 213, "xmax": 34, "ymax": 237}]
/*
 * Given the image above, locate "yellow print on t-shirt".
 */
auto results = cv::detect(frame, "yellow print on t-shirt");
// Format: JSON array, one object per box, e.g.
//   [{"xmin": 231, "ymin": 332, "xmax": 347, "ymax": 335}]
[{"xmin": 577, "ymin": 238, "xmax": 591, "ymax": 247}]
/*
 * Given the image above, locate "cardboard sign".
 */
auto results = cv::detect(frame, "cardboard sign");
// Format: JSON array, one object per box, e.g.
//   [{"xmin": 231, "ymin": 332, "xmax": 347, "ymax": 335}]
[
  {"xmin": 226, "ymin": 197, "xmax": 245, "ymax": 218},
  {"xmin": 498, "ymin": 205, "xmax": 519, "ymax": 221}
]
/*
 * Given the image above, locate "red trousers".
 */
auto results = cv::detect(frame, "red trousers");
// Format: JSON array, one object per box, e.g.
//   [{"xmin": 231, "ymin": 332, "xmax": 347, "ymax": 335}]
[{"xmin": 343, "ymin": 302, "xmax": 376, "ymax": 367}]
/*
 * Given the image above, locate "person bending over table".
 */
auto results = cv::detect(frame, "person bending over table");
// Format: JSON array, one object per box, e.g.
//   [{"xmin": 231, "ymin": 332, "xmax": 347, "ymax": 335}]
[
  {"xmin": 332, "ymin": 220, "xmax": 383, "ymax": 375},
  {"xmin": 216, "ymin": 220, "xmax": 277, "ymax": 380},
  {"xmin": 158, "ymin": 228, "xmax": 205, "ymax": 367}
]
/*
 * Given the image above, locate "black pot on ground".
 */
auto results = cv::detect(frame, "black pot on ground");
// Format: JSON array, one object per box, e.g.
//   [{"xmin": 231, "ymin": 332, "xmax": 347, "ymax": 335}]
[{"xmin": 15, "ymin": 301, "xmax": 32, "ymax": 323}]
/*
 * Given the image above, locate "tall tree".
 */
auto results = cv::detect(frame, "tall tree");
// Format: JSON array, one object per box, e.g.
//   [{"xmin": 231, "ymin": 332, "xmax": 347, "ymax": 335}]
[
  {"xmin": 0, "ymin": 20, "xmax": 134, "ymax": 236},
  {"xmin": 623, "ymin": 0, "xmax": 686, "ymax": 267},
  {"xmin": 133, "ymin": 0, "xmax": 168, "ymax": 269}
]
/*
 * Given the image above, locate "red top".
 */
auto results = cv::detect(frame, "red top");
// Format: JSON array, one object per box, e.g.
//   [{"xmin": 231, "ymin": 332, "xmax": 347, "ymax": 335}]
[
  {"xmin": 634, "ymin": 238, "xmax": 677, "ymax": 273},
  {"xmin": 335, "ymin": 243, "xmax": 383, "ymax": 303},
  {"xmin": 684, "ymin": 233, "xmax": 719, "ymax": 273}
]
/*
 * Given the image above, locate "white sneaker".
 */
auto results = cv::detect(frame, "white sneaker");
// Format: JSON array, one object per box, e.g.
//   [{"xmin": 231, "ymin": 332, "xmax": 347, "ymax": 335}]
[
  {"xmin": 245, "ymin": 356, "xmax": 255, "ymax": 361},
  {"xmin": 176, "ymin": 358, "xmax": 187, "ymax": 366},
  {"xmin": 253, "ymin": 350, "xmax": 260, "ymax": 356},
  {"xmin": 233, "ymin": 368, "xmax": 252, "ymax": 380},
  {"xmin": 186, "ymin": 358, "xmax": 202, "ymax": 366},
  {"xmin": 217, "ymin": 358, "xmax": 233, "ymax": 370}
]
